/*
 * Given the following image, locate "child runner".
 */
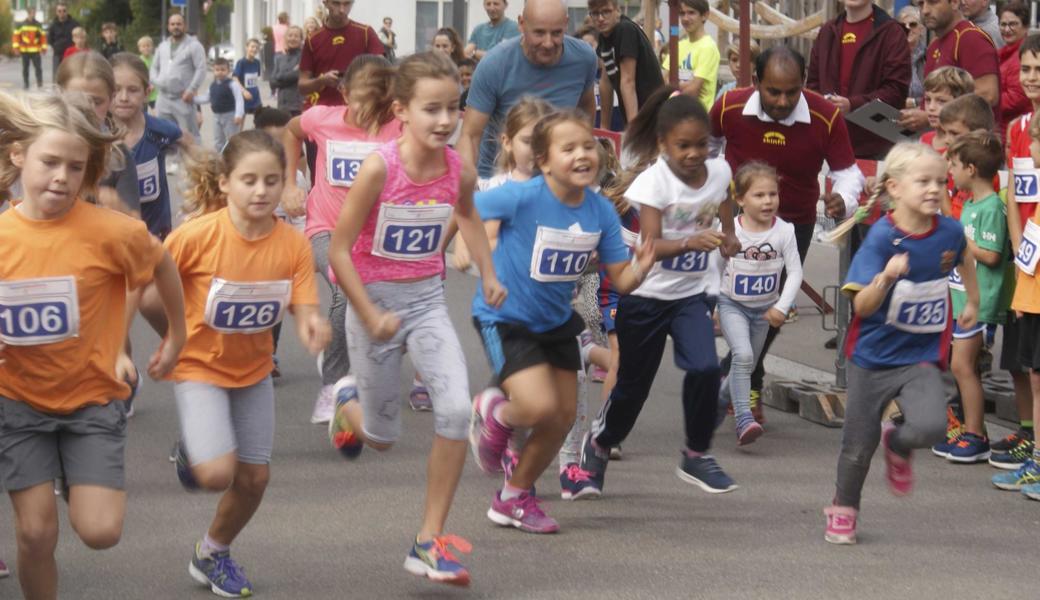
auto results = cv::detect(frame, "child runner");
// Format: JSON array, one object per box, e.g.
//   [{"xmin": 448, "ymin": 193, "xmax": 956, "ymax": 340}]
[
  {"xmin": 281, "ymin": 54, "xmax": 401, "ymax": 424},
  {"xmin": 0, "ymin": 91, "xmax": 187, "ymax": 599},
  {"xmin": 716, "ymin": 161, "xmax": 802, "ymax": 446},
  {"xmin": 469, "ymin": 108, "xmax": 655, "ymax": 532},
  {"xmin": 326, "ymin": 51, "xmax": 505, "ymax": 585},
  {"xmin": 824, "ymin": 142, "xmax": 980, "ymax": 544},
  {"xmin": 56, "ymin": 50, "xmax": 142, "ymax": 217},
  {"xmin": 110, "ymin": 52, "xmax": 192, "ymax": 241},
  {"xmin": 167, "ymin": 130, "xmax": 329, "ymax": 598},
  {"xmin": 233, "ymin": 39, "xmax": 263, "ymax": 123},
  {"xmin": 579, "ymin": 87, "xmax": 740, "ymax": 496},
  {"xmin": 933, "ymin": 132, "xmax": 1011, "ymax": 464}
]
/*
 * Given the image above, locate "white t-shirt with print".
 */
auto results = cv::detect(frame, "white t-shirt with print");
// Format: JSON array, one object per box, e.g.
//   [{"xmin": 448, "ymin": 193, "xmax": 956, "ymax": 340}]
[
  {"xmin": 719, "ymin": 215, "xmax": 802, "ymax": 314},
  {"xmin": 626, "ymin": 156, "xmax": 732, "ymax": 300}
]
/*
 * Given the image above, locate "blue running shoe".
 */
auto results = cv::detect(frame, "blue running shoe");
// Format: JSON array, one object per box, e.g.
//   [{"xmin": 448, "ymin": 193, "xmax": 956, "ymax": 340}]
[
  {"xmin": 579, "ymin": 433, "xmax": 609, "ymax": 493},
  {"xmin": 403, "ymin": 535, "xmax": 472, "ymax": 586},
  {"xmin": 676, "ymin": 454, "xmax": 738, "ymax": 493},
  {"xmin": 992, "ymin": 459, "xmax": 1040, "ymax": 491},
  {"xmin": 189, "ymin": 543, "xmax": 253, "ymax": 598},
  {"xmin": 989, "ymin": 437, "xmax": 1035, "ymax": 470},
  {"xmin": 1023, "ymin": 482, "xmax": 1040, "ymax": 501},
  {"xmin": 173, "ymin": 441, "xmax": 199, "ymax": 491},
  {"xmin": 946, "ymin": 432, "xmax": 991, "ymax": 463},
  {"xmin": 329, "ymin": 376, "xmax": 363, "ymax": 460}
]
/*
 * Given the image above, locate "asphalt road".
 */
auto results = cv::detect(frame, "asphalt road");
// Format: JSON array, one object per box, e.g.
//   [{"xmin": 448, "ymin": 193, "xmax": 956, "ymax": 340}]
[{"xmin": 0, "ymin": 56, "xmax": 1037, "ymax": 600}]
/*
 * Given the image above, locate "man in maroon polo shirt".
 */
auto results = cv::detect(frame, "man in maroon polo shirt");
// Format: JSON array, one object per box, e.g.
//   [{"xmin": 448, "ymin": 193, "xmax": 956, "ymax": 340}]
[
  {"xmin": 710, "ymin": 45, "xmax": 864, "ymax": 402},
  {"xmin": 898, "ymin": 0, "xmax": 999, "ymax": 131},
  {"xmin": 298, "ymin": 0, "xmax": 386, "ymax": 109}
]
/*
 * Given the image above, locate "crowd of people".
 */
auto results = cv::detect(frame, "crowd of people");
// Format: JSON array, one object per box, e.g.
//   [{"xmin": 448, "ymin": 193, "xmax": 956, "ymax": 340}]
[{"xmin": 1, "ymin": 0, "xmax": 1039, "ymax": 597}]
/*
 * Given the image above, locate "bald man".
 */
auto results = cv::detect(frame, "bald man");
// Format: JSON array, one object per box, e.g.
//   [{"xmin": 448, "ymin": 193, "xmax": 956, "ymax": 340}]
[{"xmin": 458, "ymin": 0, "xmax": 598, "ymax": 179}]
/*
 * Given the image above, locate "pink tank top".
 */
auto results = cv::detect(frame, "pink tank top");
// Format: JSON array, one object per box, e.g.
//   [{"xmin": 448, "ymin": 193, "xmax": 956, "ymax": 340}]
[{"xmin": 352, "ymin": 140, "xmax": 460, "ymax": 284}]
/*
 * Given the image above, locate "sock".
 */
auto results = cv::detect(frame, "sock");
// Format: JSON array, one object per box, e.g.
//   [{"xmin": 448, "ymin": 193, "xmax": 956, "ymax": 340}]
[
  {"xmin": 198, "ymin": 534, "xmax": 229, "ymax": 558},
  {"xmin": 683, "ymin": 448, "xmax": 704, "ymax": 459},
  {"xmin": 500, "ymin": 482, "xmax": 526, "ymax": 501}
]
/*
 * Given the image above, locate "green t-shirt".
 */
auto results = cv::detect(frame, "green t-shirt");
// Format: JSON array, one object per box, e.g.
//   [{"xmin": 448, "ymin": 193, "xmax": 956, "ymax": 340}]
[
  {"xmin": 661, "ymin": 35, "xmax": 719, "ymax": 111},
  {"xmin": 952, "ymin": 192, "xmax": 1013, "ymax": 324},
  {"xmin": 141, "ymin": 54, "xmax": 158, "ymax": 102}
]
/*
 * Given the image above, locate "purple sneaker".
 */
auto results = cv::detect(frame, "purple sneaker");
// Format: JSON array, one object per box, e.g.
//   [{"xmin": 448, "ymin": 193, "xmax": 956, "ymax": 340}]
[
  {"xmin": 487, "ymin": 490, "xmax": 559, "ymax": 534},
  {"xmin": 501, "ymin": 448, "xmax": 536, "ymax": 496},
  {"xmin": 736, "ymin": 420, "xmax": 764, "ymax": 446},
  {"xmin": 469, "ymin": 388, "xmax": 512, "ymax": 475}
]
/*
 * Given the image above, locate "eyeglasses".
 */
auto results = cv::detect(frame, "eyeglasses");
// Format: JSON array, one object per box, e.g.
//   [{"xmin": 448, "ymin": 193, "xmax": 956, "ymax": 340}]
[
  {"xmin": 1000, "ymin": 21, "xmax": 1023, "ymax": 29},
  {"xmin": 588, "ymin": 9, "xmax": 615, "ymax": 19}
]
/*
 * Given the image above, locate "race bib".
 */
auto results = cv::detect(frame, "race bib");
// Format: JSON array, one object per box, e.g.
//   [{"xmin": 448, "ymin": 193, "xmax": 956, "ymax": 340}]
[
  {"xmin": 372, "ymin": 203, "xmax": 454, "ymax": 261},
  {"xmin": 885, "ymin": 278, "xmax": 949, "ymax": 334},
  {"xmin": 203, "ymin": 278, "xmax": 291, "ymax": 334},
  {"xmin": 1016, "ymin": 218, "xmax": 1040, "ymax": 275},
  {"xmin": 661, "ymin": 250, "xmax": 710, "ymax": 275},
  {"xmin": 729, "ymin": 258, "xmax": 782, "ymax": 303},
  {"xmin": 621, "ymin": 227, "xmax": 639, "ymax": 248},
  {"xmin": 1013, "ymin": 157, "xmax": 1040, "ymax": 203},
  {"xmin": 947, "ymin": 267, "xmax": 965, "ymax": 292},
  {"xmin": 137, "ymin": 157, "xmax": 161, "ymax": 203},
  {"xmin": 326, "ymin": 141, "xmax": 379, "ymax": 187},
  {"xmin": 530, "ymin": 226, "xmax": 601, "ymax": 283},
  {"xmin": 0, "ymin": 276, "xmax": 80, "ymax": 346},
  {"xmin": 244, "ymin": 72, "xmax": 259, "ymax": 89}
]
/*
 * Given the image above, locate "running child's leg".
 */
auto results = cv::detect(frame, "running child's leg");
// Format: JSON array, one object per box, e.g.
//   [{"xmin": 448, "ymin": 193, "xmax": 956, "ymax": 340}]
[
  {"xmin": 500, "ymin": 366, "xmax": 578, "ymax": 490},
  {"xmin": 310, "ymin": 232, "xmax": 351, "ymax": 422},
  {"xmin": 717, "ymin": 297, "xmax": 753, "ymax": 424},
  {"xmin": 9, "ymin": 483, "xmax": 58, "ymax": 599},
  {"xmin": 559, "ymin": 369, "xmax": 588, "ymax": 467},
  {"xmin": 890, "ymin": 363, "xmax": 948, "ymax": 454},
  {"xmin": 175, "ymin": 382, "xmax": 238, "ymax": 489}
]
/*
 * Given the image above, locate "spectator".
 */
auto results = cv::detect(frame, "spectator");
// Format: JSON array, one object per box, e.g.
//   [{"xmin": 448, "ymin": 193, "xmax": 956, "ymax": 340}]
[
  {"xmin": 807, "ymin": 0, "xmax": 910, "ymax": 159},
  {"xmin": 151, "ymin": 13, "xmax": 207, "ymax": 142},
  {"xmin": 458, "ymin": 0, "xmax": 598, "ymax": 179},
  {"xmin": 998, "ymin": 1, "xmax": 1031, "ymax": 135},
  {"xmin": 234, "ymin": 38, "xmax": 264, "ymax": 120},
  {"xmin": 192, "ymin": 57, "xmax": 245, "ymax": 150},
  {"xmin": 589, "ymin": 0, "xmax": 665, "ymax": 129},
  {"xmin": 298, "ymin": 0, "xmax": 385, "ymax": 110},
  {"xmin": 273, "ymin": 12, "xmax": 290, "ymax": 54},
  {"xmin": 661, "ymin": 0, "xmax": 720, "ymax": 111},
  {"xmin": 899, "ymin": 0, "xmax": 998, "ymax": 131},
  {"xmin": 63, "ymin": 27, "xmax": 88, "ymax": 61},
  {"xmin": 12, "ymin": 6, "xmax": 46, "ymax": 90},
  {"xmin": 137, "ymin": 36, "xmax": 158, "ymax": 110},
  {"xmin": 48, "ymin": 2, "xmax": 79, "ymax": 79},
  {"xmin": 272, "ymin": 25, "xmax": 305, "ymax": 115},
  {"xmin": 716, "ymin": 40, "xmax": 760, "ymax": 100},
  {"xmin": 465, "ymin": 0, "xmax": 521, "ymax": 61},
  {"xmin": 379, "ymin": 17, "xmax": 397, "ymax": 62},
  {"xmin": 898, "ymin": 5, "xmax": 927, "ymax": 102},
  {"xmin": 458, "ymin": 57, "xmax": 476, "ymax": 108},
  {"xmin": 99, "ymin": 22, "xmax": 123, "ymax": 60},
  {"xmin": 433, "ymin": 27, "xmax": 465, "ymax": 65},
  {"xmin": 304, "ymin": 16, "xmax": 321, "ymax": 39},
  {"xmin": 962, "ymin": 0, "xmax": 1003, "ymax": 49}
]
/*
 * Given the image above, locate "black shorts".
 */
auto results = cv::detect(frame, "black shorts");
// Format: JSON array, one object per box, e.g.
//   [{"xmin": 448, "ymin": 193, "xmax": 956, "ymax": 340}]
[
  {"xmin": 1017, "ymin": 312, "xmax": 1040, "ymax": 370},
  {"xmin": 474, "ymin": 313, "xmax": 584, "ymax": 383},
  {"xmin": 1001, "ymin": 312, "xmax": 1024, "ymax": 372}
]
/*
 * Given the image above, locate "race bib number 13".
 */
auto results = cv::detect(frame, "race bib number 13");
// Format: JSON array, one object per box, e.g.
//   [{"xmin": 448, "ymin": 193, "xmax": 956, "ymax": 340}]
[
  {"xmin": 326, "ymin": 141, "xmax": 379, "ymax": 187},
  {"xmin": 0, "ymin": 276, "xmax": 80, "ymax": 346}
]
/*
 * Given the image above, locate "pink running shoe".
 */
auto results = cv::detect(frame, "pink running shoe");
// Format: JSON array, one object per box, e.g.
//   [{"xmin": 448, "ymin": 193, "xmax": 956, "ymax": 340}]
[
  {"xmin": 487, "ymin": 491, "xmax": 560, "ymax": 534},
  {"xmin": 469, "ymin": 388, "xmax": 512, "ymax": 475},
  {"xmin": 0, "ymin": 558, "xmax": 8, "ymax": 578},
  {"xmin": 882, "ymin": 421, "xmax": 913, "ymax": 496},
  {"xmin": 736, "ymin": 421, "xmax": 764, "ymax": 446},
  {"xmin": 823, "ymin": 505, "xmax": 858, "ymax": 544}
]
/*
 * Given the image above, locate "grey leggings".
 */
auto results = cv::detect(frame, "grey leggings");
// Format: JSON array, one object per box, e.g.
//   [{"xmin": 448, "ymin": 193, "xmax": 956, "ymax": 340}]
[
  {"xmin": 311, "ymin": 231, "xmax": 350, "ymax": 386},
  {"xmin": 175, "ymin": 377, "xmax": 275, "ymax": 465},
  {"xmin": 345, "ymin": 277, "xmax": 470, "ymax": 443},
  {"xmin": 835, "ymin": 362, "xmax": 947, "ymax": 508}
]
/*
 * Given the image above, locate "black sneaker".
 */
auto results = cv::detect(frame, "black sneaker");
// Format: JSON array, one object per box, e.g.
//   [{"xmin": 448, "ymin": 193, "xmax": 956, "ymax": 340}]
[
  {"xmin": 579, "ymin": 433, "xmax": 609, "ymax": 493},
  {"xmin": 992, "ymin": 428, "xmax": 1034, "ymax": 453},
  {"xmin": 676, "ymin": 454, "xmax": 738, "ymax": 493}
]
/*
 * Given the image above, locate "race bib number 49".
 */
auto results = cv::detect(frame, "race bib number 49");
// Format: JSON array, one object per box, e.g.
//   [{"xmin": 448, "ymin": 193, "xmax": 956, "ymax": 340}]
[
  {"xmin": 326, "ymin": 141, "xmax": 379, "ymax": 187},
  {"xmin": 886, "ymin": 278, "xmax": 949, "ymax": 334},
  {"xmin": 530, "ymin": 226, "xmax": 601, "ymax": 283},
  {"xmin": 372, "ymin": 203, "xmax": 454, "ymax": 261},
  {"xmin": 1016, "ymin": 218, "xmax": 1040, "ymax": 276},
  {"xmin": 204, "ymin": 278, "xmax": 291, "ymax": 334},
  {"xmin": 0, "ymin": 276, "xmax": 80, "ymax": 346}
]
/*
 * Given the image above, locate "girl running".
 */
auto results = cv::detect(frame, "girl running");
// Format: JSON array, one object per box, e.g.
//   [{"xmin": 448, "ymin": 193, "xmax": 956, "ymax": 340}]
[
  {"xmin": 578, "ymin": 87, "xmax": 740, "ymax": 496},
  {"xmin": 0, "ymin": 91, "xmax": 187, "ymax": 600},
  {"xmin": 716, "ymin": 162, "xmax": 802, "ymax": 446},
  {"xmin": 469, "ymin": 108, "xmax": 654, "ymax": 532},
  {"xmin": 824, "ymin": 142, "xmax": 979, "ymax": 544},
  {"xmin": 281, "ymin": 55, "xmax": 401, "ymax": 424},
  {"xmin": 56, "ymin": 50, "xmax": 141, "ymax": 217},
  {"xmin": 166, "ymin": 129, "xmax": 330, "ymax": 597},
  {"xmin": 326, "ymin": 51, "xmax": 504, "ymax": 586}
]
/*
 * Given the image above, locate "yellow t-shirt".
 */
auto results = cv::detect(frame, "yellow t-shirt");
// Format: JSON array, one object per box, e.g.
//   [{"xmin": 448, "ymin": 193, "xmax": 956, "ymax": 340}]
[
  {"xmin": 662, "ymin": 35, "xmax": 720, "ymax": 111},
  {"xmin": 165, "ymin": 208, "xmax": 318, "ymax": 387},
  {"xmin": 0, "ymin": 200, "xmax": 163, "ymax": 414}
]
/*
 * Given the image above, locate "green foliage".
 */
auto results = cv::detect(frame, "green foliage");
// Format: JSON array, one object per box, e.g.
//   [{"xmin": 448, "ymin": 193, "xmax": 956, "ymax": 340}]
[
  {"xmin": 0, "ymin": 0, "xmax": 12, "ymax": 57},
  {"xmin": 79, "ymin": 0, "xmax": 132, "ymax": 38},
  {"xmin": 124, "ymin": 0, "xmax": 163, "ymax": 48}
]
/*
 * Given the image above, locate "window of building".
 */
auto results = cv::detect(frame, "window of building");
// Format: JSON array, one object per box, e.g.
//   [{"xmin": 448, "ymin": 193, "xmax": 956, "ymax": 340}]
[{"xmin": 416, "ymin": 0, "xmax": 468, "ymax": 51}]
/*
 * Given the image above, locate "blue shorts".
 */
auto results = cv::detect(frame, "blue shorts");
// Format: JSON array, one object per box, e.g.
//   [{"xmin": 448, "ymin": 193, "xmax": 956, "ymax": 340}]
[
  {"xmin": 600, "ymin": 304, "xmax": 618, "ymax": 333},
  {"xmin": 952, "ymin": 321, "xmax": 997, "ymax": 346}
]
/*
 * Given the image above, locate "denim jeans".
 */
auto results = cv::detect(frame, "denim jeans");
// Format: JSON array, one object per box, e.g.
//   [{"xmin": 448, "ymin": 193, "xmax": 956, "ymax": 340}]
[{"xmin": 717, "ymin": 295, "xmax": 771, "ymax": 426}]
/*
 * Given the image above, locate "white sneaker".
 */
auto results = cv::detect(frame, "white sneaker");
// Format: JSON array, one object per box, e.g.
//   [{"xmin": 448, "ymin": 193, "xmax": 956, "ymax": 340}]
[
  {"xmin": 316, "ymin": 350, "xmax": 324, "ymax": 378},
  {"xmin": 310, "ymin": 385, "xmax": 335, "ymax": 424}
]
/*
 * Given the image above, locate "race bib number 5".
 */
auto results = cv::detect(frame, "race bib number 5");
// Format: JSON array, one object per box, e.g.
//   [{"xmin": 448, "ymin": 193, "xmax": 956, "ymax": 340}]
[
  {"xmin": 1016, "ymin": 218, "xmax": 1040, "ymax": 276},
  {"xmin": 0, "ymin": 276, "xmax": 80, "ymax": 346},
  {"xmin": 204, "ymin": 278, "xmax": 291, "ymax": 334},
  {"xmin": 326, "ymin": 141, "xmax": 379, "ymax": 187},
  {"xmin": 137, "ymin": 157, "xmax": 161, "ymax": 203},
  {"xmin": 372, "ymin": 203, "xmax": 454, "ymax": 261},
  {"xmin": 885, "ymin": 278, "xmax": 949, "ymax": 334},
  {"xmin": 530, "ymin": 226, "xmax": 601, "ymax": 283}
]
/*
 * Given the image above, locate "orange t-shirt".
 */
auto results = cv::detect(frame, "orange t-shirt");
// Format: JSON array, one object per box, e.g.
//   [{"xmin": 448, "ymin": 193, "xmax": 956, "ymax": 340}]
[
  {"xmin": 0, "ymin": 200, "xmax": 163, "ymax": 414},
  {"xmin": 165, "ymin": 209, "xmax": 318, "ymax": 388}
]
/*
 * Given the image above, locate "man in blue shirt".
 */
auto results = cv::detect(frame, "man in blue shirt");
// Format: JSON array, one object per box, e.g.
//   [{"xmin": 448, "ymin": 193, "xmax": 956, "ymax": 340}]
[
  {"xmin": 465, "ymin": 0, "xmax": 521, "ymax": 61},
  {"xmin": 459, "ymin": 0, "xmax": 598, "ymax": 179}
]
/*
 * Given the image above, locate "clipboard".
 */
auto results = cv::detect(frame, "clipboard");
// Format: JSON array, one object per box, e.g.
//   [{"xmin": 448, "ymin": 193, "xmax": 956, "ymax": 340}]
[{"xmin": 844, "ymin": 99, "xmax": 917, "ymax": 145}]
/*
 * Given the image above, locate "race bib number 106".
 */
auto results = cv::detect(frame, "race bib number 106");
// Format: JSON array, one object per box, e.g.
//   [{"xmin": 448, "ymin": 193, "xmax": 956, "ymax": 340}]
[{"xmin": 0, "ymin": 276, "xmax": 80, "ymax": 346}]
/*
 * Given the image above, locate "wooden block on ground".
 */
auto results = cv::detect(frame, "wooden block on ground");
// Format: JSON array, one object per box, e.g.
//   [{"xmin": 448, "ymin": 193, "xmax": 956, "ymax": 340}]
[{"xmin": 763, "ymin": 379, "xmax": 799, "ymax": 413}]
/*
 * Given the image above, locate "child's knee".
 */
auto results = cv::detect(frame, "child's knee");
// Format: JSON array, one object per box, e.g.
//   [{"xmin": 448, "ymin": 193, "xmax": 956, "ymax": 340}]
[
  {"xmin": 72, "ymin": 513, "xmax": 123, "ymax": 550},
  {"xmin": 434, "ymin": 397, "xmax": 470, "ymax": 441},
  {"xmin": 16, "ymin": 517, "xmax": 58, "ymax": 556},
  {"xmin": 730, "ymin": 352, "xmax": 755, "ymax": 372}
]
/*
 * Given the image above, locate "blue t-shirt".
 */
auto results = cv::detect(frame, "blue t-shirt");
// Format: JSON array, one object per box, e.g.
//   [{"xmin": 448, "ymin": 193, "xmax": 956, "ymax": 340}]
[
  {"xmin": 843, "ymin": 215, "xmax": 966, "ymax": 370},
  {"xmin": 233, "ymin": 58, "xmax": 262, "ymax": 112},
  {"xmin": 467, "ymin": 37, "xmax": 598, "ymax": 178},
  {"xmin": 472, "ymin": 176, "xmax": 629, "ymax": 332},
  {"xmin": 468, "ymin": 18, "xmax": 520, "ymax": 52},
  {"xmin": 132, "ymin": 114, "xmax": 182, "ymax": 239}
]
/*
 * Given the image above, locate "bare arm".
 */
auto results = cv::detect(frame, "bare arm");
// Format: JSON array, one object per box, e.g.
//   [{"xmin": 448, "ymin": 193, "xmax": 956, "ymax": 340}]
[
  {"xmin": 457, "ymin": 108, "xmax": 490, "ymax": 169},
  {"xmin": 579, "ymin": 86, "xmax": 597, "ymax": 124},
  {"xmin": 640, "ymin": 204, "xmax": 723, "ymax": 260},
  {"xmin": 280, "ymin": 117, "xmax": 307, "ymax": 217},
  {"xmin": 974, "ymin": 73, "xmax": 1000, "ymax": 107},
  {"xmin": 455, "ymin": 163, "xmax": 506, "ymax": 307},
  {"xmin": 291, "ymin": 303, "xmax": 331, "ymax": 355},
  {"xmin": 617, "ymin": 57, "xmax": 640, "ymax": 123},
  {"xmin": 681, "ymin": 77, "xmax": 706, "ymax": 100},
  {"xmin": 968, "ymin": 239, "xmax": 1002, "ymax": 267},
  {"xmin": 146, "ymin": 252, "xmax": 187, "ymax": 379},
  {"xmin": 599, "ymin": 75, "xmax": 614, "ymax": 130}
]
